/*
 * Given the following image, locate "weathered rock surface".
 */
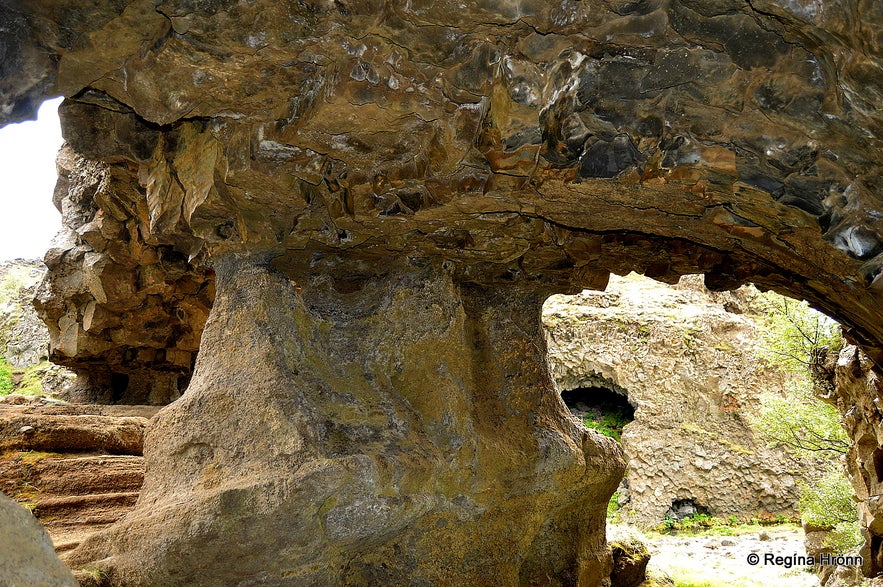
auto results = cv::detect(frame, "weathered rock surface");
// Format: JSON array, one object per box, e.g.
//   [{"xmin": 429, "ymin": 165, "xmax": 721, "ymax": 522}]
[
  {"xmin": 0, "ymin": 490, "xmax": 79, "ymax": 587},
  {"xmin": 822, "ymin": 346, "xmax": 883, "ymax": 582},
  {"xmin": 3, "ymin": 0, "xmax": 883, "ymax": 585},
  {"xmin": 33, "ymin": 147, "xmax": 213, "ymax": 404},
  {"xmin": 544, "ymin": 274, "xmax": 804, "ymax": 526},
  {"xmin": 0, "ymin": 398, "xmax": 153, "ymax": 567},
  {"xmin": 607, "ymin": 525, "xmax": 651, "ymax": 587},
  {"xmin": 66, "ymin": 257, "xmax": 621, "ymax": 585},
  {"xmin": 8, "ymin": 0, "xmax": 883, "ymax": 400},
  {"xmin": 0, "ymin": 259, "xmax": 50, "ymax": 368}
]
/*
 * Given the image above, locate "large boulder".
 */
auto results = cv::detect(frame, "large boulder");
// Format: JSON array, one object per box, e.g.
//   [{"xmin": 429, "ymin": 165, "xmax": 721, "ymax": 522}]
[{"xmin": 0, "ymin": 490, "xmax": 78, "ymax": 587}]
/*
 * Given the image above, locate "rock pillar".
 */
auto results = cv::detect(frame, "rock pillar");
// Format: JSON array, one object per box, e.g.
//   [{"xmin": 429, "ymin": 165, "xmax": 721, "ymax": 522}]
[{"xmin": 70, "ymin": 255, "xmax": 623, "ymax": 586}]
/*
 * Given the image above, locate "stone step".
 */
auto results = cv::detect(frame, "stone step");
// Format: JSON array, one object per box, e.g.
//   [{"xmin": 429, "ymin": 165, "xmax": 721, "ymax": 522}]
[
  {"xmin": 0, "ymin": 395, "xmax": 162, "ymax": 419},
  {"xmin": 34, "ymin": 491, "xmax": 140, "ymax": 520},
  {"xmin": 0, "ymin": 454, "xmax": 144, "ymax": 496},
  {"xmin": 0, "ymin": 403, "xmax": 150, "ymax": 571},
  {"xmin": 0, "ymin": 413, "xmax": 146, "ymax": 455}
]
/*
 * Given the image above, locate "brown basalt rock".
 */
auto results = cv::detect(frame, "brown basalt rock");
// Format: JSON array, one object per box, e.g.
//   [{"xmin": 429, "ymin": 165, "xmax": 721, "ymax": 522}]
[
  {"xmin": 0, "ymin": 413, "xmax": 146, "ymax": 455},
  {"xmin": 821, "ymin": 346, "xmax": 883, "ymax": 582},
  {"xmin": 66, "ymin": 256, "xmax": 622, "ymax": 585},
  {"xmin": 34, "ymin": 144, "xmax": 214, "ymax": 405},
  {"xmin": 2, "ymin": 1, "xmax": 883, "ymax": 585},
  {"xmin": 0, "ymin": 401, "xmax": 150, "ymax": 565}
]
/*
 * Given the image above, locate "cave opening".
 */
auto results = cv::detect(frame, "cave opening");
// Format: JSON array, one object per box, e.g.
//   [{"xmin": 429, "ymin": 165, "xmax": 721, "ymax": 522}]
[
  {"xmin": 665, "ymin": 498, "xmax": 709, "ymax": 521},
  {"xmin": 109, "ymin": 372, "xmax": 130, "ymax": 403},
  {"xmin": 561, "ymin": 384, "xmax": 635, "ymax": 442}
]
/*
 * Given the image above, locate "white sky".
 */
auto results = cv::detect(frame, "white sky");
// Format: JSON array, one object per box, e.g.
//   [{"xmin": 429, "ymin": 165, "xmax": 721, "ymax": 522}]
[{"xmin": 0, "ymin": 98, "xmax": 64, "ymax": 262}]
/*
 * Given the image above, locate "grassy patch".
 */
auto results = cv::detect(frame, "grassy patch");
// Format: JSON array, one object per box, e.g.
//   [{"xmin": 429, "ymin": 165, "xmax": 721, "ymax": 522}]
[
  {"xmin": 16, "ymin": 361, "xmax": 52, "ymax": 396},
  {"xmin": 0, "ymin": 357, "xmax": 12, "ymax": 395},
  {"xmin": 0, "ymin": 360, "xmax": 57, "ymax": 397},
  {"xmin": 649, "ymin": 513, "xmax": 800, "ymax": 535},
  {"xmin": 584, "ymin": 413, "xmax": 629, "ymax": 441}
]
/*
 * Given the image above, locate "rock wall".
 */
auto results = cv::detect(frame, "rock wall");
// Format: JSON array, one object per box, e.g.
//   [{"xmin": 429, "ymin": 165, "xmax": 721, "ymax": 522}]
[
  {"xmin": 67, "ymin": 256, "xmax": 623, "ymax": 586},
  {"xmin": 0, "ymin": 259, "xmax": 50, "ymax": 368},
  {"xmin": 33, "ymin": 145, "xmax": 214, "ymax": 404},
  {"xmin": 823, "ymin": 346, "xmax": 883, "ymax": 583},
  {"xmin": 0, "ymin": 259, "xmax": 75, "ymax": 397},
  {"xmin": 2, "ymin": 1, "xmax": 883, "ymax": 584},
  {"xmin": 544, "ymin": 274, "xmax": 804, "ymax": 526}
]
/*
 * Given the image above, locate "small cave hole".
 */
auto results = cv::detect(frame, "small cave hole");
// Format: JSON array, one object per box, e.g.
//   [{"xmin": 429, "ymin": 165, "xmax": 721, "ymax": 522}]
[
  {"xmin": 110, "ymin": 372, "xmax": 130, "ymax": 403},
  {"xmin": 665, "ymin": 499, "xmax": 709, "ymax": 521},
  {"xmin": 872, "ymin": 534, "xmax": 883, "ymax": 576},
  {"xmin": 561, "ymin": 385, "xmax": 635, "ymax": 441},
  {"xmin": 873, "ymin": 447, "xmax": 883, "ymax": 483}
]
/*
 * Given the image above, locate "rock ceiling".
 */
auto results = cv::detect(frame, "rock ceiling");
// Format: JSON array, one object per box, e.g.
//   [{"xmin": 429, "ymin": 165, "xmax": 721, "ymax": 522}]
[
  {"xmin": 4, "ymin": 1, "xmax": 883, "ymax": 375},
  {"xmin": 3, "ymin": 1, "xmax": 883, "ymax": 584}
]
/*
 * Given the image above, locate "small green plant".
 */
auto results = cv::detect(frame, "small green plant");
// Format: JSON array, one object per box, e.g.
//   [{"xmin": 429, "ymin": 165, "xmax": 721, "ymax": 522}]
[
  {"xmin": 583, "ymin": 409, "xmax": 632, "ymax": 442},
  {"xmin": 81, "ymin": 566, "xmax": 109, "ymax": 582},
  {"xmin": 607, "ymin": 492, "xmax": 621, "ymax": 521},
  {"xmin": 0, "ymin": 357, "xmax": 12, "ymax": 395}
]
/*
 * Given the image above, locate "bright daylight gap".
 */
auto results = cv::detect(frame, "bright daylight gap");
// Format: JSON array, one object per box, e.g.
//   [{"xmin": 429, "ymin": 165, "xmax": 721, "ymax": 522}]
[{"xmin": 0, "ymin": 98, "xmax": 64, "ymax": 262}]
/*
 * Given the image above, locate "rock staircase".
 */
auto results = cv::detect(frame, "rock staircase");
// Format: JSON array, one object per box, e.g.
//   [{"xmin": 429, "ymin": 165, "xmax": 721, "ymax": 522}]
[{"xmin": 0, "ymin": 395, "xmax": 157, "ymax": 572}]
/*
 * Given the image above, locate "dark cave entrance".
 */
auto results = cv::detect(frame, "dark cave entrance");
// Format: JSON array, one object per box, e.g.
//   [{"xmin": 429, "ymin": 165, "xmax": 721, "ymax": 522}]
[
  {"xmin": 665, "ymin": 498, "xmax": 709, "ymax": 521},
  {"xmin": 561, "ymin": 384, "xmax": 635, "ymax": 442},
  {"xmin": 110, "ymin": 372, "xmax": 130, "ymax": 403}
]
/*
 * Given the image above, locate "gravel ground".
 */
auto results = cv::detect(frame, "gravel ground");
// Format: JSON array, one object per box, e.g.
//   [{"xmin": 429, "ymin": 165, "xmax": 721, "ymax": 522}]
[{"xmin": 645, "ymin": 526, "xmax": 821, "ymax": 586}]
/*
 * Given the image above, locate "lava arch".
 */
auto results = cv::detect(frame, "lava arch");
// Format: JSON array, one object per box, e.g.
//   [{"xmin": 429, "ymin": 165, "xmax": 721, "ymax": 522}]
[{"xmin": 1, "ymin": 1, "xmax": 882, "ymax": 584}]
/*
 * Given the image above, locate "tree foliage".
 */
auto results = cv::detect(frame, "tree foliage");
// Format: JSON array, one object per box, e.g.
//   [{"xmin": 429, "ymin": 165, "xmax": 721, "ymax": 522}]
[
  {"xmin": 799, "ymin": 470, "xmax": 863, "ymax": 554},
  {"xmin": 752, "ymin": 381, "xmax": 849, "ymax": 458},
  {"xmin": 754, "ymin": 290, "xmax": 842, "ymax": 375},
  {"xmin": 748, "ymin": 290, "xmax": 860, "ymax": 552},
  {"xmin": 800, "ymin": 470, "xmax": 857, "ymax": 528},
  {"xmin": 749, "ymin": 290, "xmax": 847, "ymax": 457}
]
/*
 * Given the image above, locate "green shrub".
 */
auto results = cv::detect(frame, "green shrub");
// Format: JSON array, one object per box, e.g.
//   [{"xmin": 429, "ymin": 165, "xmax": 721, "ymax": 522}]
[
  {"xmin": 799, "ymin": 468, "xmax": 862, "ymax": 554},
  {"xmin": 751, "ymin": 380, "xmax": 849, "ymax": 458},
  {"xmin": 799, "ymin": 469, "xmax": 857, "ymax": 530},
  {"xmin": 0, "ymin": 357, "xmax": 12, "ymax": 395},
  {"xmin": 823, "ymin": 520, "xmax": 863, "ymax": 554}
]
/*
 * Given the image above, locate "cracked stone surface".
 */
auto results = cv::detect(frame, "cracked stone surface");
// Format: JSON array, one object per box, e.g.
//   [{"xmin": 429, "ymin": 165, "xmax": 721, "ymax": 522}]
[
  {"xmin": 2, "ymin": 0, "xmax": 883, "ymax": 584},
  {"xmin": 544, "ymin": 274, "xmax": 807, "ymax": 527}
]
